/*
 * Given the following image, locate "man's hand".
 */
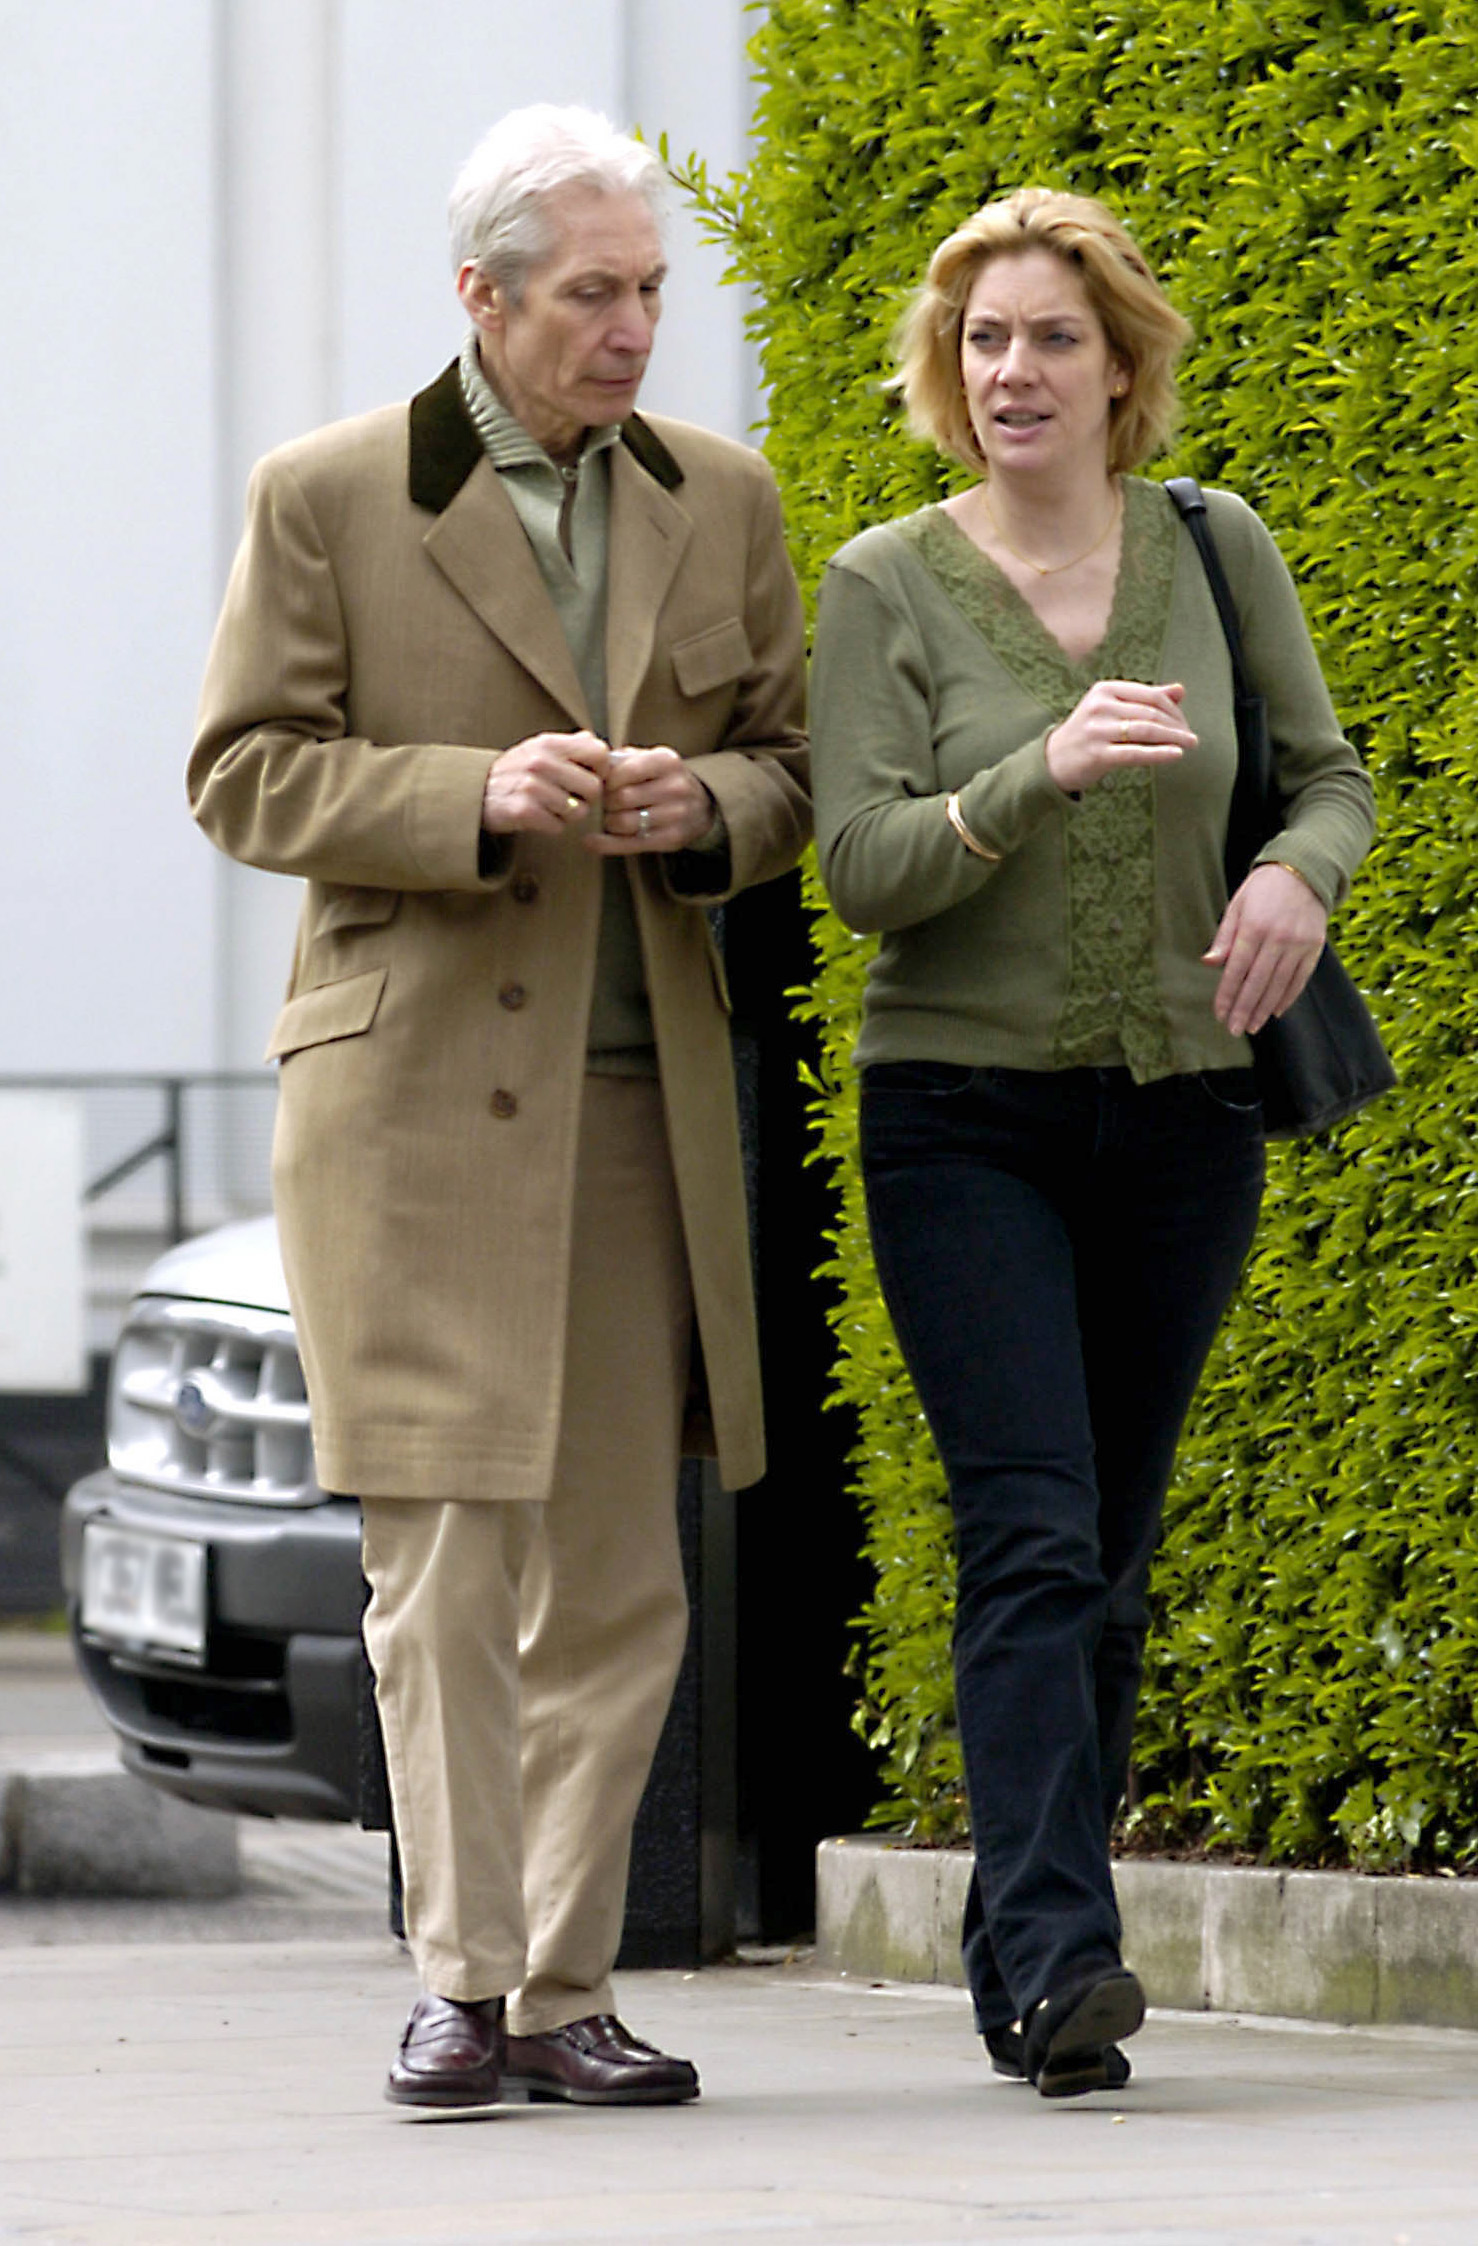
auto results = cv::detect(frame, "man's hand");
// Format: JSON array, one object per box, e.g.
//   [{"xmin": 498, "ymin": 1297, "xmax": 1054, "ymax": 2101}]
[
  {"xmin": 480, "ymin": 731, "xmax": 610, "ymax": 835},
  {"xmin": 585, "ymin": 746, "xmax": 715, "ymax": 856},
  {"xmin": 1205, "ymin": 863, "xmax": 1328, "ymax": 1038}
]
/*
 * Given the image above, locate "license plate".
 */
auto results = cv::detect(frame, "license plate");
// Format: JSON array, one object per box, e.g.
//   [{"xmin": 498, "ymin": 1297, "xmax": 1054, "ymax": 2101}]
[{"xmin": 80, "ymin": 1524, "xmax": 207, "ymax": 1659}]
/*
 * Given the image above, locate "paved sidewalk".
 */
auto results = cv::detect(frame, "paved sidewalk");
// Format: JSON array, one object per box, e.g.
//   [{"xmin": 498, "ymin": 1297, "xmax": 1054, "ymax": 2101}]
[
  {"xmin": 4, "ymin": 1941, "xmax": 1478, "ymax": 2246},
  {"xmin": 6, "ymin": 1633, "xmax": 1478, "ymax": 2244}
]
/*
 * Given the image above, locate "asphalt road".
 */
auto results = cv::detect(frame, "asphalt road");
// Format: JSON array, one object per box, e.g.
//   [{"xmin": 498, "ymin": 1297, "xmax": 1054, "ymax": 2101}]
[{"xmin": 0, "ymin": 1628, "xmax": 391, "ymax": 1948}]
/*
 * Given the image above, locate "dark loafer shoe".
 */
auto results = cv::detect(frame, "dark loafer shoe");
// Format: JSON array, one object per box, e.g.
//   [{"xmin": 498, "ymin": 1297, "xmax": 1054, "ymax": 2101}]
[
  {"xmin": 385, "ymin": 1991, "xmax": 505, "ymax": 2109},
  {"xmin": 984, "ymin": 2021, "xmax": 1131, "ymax": 2090},
  {"xmin": 1022, "ymin": 1966, "xmax": 1145, "ymax": 2100},
  {"xmin": 502, "ymin": 2013, "xmax": 699, "ymax": 2105}
]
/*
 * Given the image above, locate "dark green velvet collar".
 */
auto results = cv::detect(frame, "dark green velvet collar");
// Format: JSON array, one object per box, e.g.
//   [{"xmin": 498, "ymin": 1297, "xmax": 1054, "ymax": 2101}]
[{"xmin": 407, "ymin": 360, "xmax": 684, "ymax": 513}]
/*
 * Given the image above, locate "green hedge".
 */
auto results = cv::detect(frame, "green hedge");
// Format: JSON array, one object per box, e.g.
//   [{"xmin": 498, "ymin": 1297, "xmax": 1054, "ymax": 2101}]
[{"xmin": 681, "ymin": 0, "xmax": 1478, "ymax": 1863}]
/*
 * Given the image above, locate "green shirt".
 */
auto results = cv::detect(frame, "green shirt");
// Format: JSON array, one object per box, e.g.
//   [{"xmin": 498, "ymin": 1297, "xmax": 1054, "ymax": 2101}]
[
  {"xmin": 459, "ymin": 335, "xmax": 655, "ymax": 1075},
  {"xmin": 811, "ymin": 478, "xmax": 1376, "ymax": 1080}
]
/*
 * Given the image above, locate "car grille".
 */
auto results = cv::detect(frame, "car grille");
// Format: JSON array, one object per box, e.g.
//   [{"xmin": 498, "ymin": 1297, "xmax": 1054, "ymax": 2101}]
[{"xmin": 109, "ymin": 1295, "xmax": 319, "ymax": 1507}]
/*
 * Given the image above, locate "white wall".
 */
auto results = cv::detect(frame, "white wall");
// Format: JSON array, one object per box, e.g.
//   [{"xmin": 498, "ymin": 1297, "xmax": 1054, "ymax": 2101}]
[
  {"xmin": 334, "ymin": 0, "xmax": 754, "ymax": 431},
  {"xmin": 336, "ymin": 0, "xmax": 625, "ymax": 415},
  {"xmin": 0, "ymin": 0, "xmax": 218, "ymax": 1074},
  {"xmin": 0, "ymin": 0, "xmax": 759, "ymax": 1080},
  {"xmin": 624, "ymin": 0, "xmax": 760, "ymax": 441}
]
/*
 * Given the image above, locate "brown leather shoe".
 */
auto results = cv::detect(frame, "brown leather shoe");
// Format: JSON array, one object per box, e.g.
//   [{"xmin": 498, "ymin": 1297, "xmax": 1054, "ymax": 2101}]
[
  {"xmin": 502, "ymin": 2014, "xmax": 699, "ymax": 2105},
  {"xmin": 385, "ymin": 1992, "xmax": 505, "ymax": 2109}
]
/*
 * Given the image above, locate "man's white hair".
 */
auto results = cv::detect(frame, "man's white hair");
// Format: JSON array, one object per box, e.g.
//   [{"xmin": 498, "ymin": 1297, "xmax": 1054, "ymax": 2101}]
[{"xmin": 449, "ymin": 104, "xmax": 667, "ymax": 301}]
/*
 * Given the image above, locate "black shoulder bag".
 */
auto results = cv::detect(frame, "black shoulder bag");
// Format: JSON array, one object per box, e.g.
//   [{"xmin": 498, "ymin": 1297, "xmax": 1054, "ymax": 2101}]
[{"xmin": 1164, "ymin": 477, "xmax": 1395, "ymax": 1140}]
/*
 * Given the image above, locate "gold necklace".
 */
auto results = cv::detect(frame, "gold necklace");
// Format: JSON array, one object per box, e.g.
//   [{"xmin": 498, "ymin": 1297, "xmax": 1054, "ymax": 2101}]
[{"xmin": 981, "ymin": 484, "xmax": 1122, "ymax": 578}]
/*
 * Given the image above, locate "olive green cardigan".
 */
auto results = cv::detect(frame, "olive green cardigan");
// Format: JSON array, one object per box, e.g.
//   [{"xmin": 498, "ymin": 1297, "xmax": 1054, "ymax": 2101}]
[{"xmin": 811, "ymin": 478, "xmax": 1376, "ymax": 1080}]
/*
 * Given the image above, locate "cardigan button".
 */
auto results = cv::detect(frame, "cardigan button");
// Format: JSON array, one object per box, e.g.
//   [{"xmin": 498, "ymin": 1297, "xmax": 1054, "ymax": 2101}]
[
  {"xmin": 498, "ymin": 983, "xmax": 528, "ymax": 1011},
  {"xmin": 489, "ymin": 1089, "xmax": 519, "ymax": 1119},
  {"xmin": 511, "ymin": 874, "xmax": 540, "ymax": 904}
]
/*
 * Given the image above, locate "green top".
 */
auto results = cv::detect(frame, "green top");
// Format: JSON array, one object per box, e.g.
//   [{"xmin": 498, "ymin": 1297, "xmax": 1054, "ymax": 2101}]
[{"xmin": 811, "ymin": 477, "xmax": 1376, "ymax": 1080}]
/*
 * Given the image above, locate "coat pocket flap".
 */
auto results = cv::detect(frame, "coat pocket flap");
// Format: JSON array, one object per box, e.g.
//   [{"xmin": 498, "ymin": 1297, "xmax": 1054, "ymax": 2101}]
[
  {"xmin": 314, "ymin": 884, "xmax": 401, "ymax": 936},
  {"xmin": 265, "ymin": 968, "xmax": 388, "ymax": 1061},
  {"xmin": 671, "ymin": 618, "xmax": 751, "ymax": 698}
]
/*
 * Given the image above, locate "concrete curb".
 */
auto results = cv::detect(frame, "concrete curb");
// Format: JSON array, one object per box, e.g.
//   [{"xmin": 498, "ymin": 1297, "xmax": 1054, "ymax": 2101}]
[
  {"xmin": 817, "ymin": 1836, "xmax": 1478, "ymax": 2030},
  {"xmin": 0, "ymin": 1749, "xmax": 241, "ymax": 1899}
]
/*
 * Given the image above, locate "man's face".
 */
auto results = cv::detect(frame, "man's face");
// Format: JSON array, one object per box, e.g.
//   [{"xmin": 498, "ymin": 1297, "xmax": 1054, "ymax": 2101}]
[{"xmin": 461, "ymin": 187, "xmax": 666, "ymax": 460}]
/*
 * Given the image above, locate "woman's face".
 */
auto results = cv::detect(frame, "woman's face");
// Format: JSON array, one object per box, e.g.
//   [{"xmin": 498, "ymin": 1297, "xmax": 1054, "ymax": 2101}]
[{"xmin": 958, "ymin": 249, "xmax": 1127, "ymax": 483}]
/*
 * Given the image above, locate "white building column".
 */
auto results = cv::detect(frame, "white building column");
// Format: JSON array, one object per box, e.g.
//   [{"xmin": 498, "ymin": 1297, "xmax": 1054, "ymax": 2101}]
[
  {"xmin": 622, "ymin": 0, "xmax": 762, "ymax": 441},
  {"xmin": 212, "ymin": 0, "xmax": 342, "ymax": 1073}
]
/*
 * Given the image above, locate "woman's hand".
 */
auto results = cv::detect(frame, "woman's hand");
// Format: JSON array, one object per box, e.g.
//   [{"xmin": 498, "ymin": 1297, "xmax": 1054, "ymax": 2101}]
[
  {"xmin": 586, "ymin": 746, "xmax": 716, "ymax": 855},
  {"xmin": 480, "ymin": 730, "xmax": 610, "ymax": 835},
  {"xmin": 1044, "ymin": 680, "xmax": 1197, "ymax": 796},
  {"xmin": 1204, "ymin": 864, "xmax": 1328, "ymax": 1038}
]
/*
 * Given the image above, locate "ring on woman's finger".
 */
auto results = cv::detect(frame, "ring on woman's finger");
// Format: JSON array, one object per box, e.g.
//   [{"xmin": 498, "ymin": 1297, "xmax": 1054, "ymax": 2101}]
[
  {"xmin": 1118, "ymin": 721, "xmax": 1130, "ymax": 744},
  {"xmin": 565, "ymin": 794, "xmax": 582, "ymax": 813},
  {"xmin": 637, "ymin": 806, "xmax": 652, "ymax": 838}
]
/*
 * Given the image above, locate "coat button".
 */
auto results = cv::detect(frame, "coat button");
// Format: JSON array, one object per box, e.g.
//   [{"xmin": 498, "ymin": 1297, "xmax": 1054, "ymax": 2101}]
[
  {"xmin": 511, "ymin": 874, "xmax": 539, "ymax": 904},
  {"xmin": 498, "ymin": 982, "xmax": 527, "ymax": 1011},
  {"xmin": 489, "ymin": 1089, "xmax": 518, "ymax": 1119}
]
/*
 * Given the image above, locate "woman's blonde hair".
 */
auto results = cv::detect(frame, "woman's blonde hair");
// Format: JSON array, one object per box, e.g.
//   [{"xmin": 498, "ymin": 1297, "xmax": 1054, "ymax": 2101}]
[{"xmin": 895, "ymin": 188, "xmax": 1192, "ymax": 477}]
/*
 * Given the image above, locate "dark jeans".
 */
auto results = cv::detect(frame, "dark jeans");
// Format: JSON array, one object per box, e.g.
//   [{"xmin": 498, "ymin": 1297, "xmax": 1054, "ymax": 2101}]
[{"xmin": 861, "ymin": 1062, "xmax": 1264, "ymax": 2029}]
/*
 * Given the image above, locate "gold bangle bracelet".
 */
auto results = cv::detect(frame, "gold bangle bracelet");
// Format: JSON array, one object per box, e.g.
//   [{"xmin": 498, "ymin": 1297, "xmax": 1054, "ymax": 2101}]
[
  {"xmin": 945, "ymin": 791, "xmax": 1002, "ymax": 862},
  {"xmin": 1266, "ymin": 858, "xmax": 1321, "ymax": 899}
]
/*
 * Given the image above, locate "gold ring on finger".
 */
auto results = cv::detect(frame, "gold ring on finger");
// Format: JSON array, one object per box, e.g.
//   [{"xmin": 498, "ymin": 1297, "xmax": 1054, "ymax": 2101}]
[
  {"xmin": 1118, "ymin": 722, "xmax": 1129, "ymax": 744},
  {"xmin": 566, "ymin": 794, "xmax": 582, "ymax": 812},
  {"xmin": 637, "ymin": 806, "xmax": 652, "ymax": 838}
]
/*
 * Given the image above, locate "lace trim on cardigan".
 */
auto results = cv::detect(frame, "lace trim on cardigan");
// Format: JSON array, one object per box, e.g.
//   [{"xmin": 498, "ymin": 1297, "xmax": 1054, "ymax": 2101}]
[
  {"xmin": 1056, "ymin": 771, "xmax": 1172, "ymax": 1076},
  {"xmin": 894, "ymin": 481, "xmax": 1181, "ymax": 1079}
]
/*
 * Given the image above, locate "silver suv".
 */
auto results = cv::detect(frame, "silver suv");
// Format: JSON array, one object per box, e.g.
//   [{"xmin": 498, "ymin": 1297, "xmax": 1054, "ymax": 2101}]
[
  {"xmin": 60, "ymin": 1219, "xmax": 383, "ymax": 1825},
  {"xmin": 61, "ymin": 1216, "xmax": 745, "ymax": 1964}
]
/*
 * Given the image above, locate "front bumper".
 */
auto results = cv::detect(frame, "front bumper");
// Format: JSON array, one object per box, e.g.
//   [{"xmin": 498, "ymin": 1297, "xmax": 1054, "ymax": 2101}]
[{"xmin": 61, "ymin": 1470, "xmax": 378, "ymax": 1823}]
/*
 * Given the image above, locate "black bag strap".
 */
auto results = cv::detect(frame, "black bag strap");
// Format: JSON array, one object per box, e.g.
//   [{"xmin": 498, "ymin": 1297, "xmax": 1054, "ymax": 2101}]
[
  {"xmin": 1164, "ymin": 477, "xmax": 1250, "ymax": 694},
  {"xmin": 1164, "ymin": 474, "xmax": 1277, "ymax": 873}
]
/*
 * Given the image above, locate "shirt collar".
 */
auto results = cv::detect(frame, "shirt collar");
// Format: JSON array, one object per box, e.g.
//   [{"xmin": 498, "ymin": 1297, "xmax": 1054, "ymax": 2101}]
[{"xmin": 458, "ymin": 333, "xmax": 622, "ymax": 475}]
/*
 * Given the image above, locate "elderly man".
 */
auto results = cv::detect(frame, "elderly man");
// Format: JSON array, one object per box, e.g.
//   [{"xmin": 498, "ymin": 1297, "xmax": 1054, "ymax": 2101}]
[{"xmin": 189, "ymin": 104, "xmax": 808, "ymax": 2111}]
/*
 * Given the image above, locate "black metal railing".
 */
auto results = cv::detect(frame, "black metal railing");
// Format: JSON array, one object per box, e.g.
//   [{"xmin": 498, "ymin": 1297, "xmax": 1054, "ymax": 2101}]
[
  {"xmin": 0, "ymin": 1074, "xmax": 279, "ymax": 1532},
  {"xmin": 0, "ymin": 1073, "xmax": 277, "ymax": 1246}
]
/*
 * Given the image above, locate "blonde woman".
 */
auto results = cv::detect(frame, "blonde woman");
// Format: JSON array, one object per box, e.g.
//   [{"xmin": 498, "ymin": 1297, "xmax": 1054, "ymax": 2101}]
[{"xmin": 811, "ymin": 191, "xmax": 1374, "ymax": 2096}]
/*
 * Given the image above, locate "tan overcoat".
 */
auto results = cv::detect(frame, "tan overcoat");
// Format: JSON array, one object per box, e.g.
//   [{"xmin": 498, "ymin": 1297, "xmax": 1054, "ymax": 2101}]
[{"xmin": 189, "ymin": 366, "xmax": 809, "ymax": 1501}]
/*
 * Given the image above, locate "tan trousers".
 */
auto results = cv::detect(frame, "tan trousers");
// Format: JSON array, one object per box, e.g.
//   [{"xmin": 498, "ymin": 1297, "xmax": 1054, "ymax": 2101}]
[{"xmin": 361, "ymin": 1076, "xmax": 693, "ymax": 2033}]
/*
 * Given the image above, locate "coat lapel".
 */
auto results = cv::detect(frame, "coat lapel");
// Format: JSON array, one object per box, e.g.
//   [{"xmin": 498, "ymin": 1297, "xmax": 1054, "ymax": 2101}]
[
  {"xmin": 421, "ymin": 467, "xmax": 590, "ymax": 726},
  {"xmin": 409, "ymin": 363, "xmax": 588, "ymax": 725},
  {"xmin": 406, "ymin": 366, "xmax": 692, "ymax": 740},
  {"xmin": 605, "ymin": 438, "xmax": 692, "ymax": 748}
]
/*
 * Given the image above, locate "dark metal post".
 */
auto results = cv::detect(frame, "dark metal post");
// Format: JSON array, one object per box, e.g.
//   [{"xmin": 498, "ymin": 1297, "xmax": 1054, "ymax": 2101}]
[{"xmin": 699, "ymin": 1457, "xmax": 738, "ymax": 1959}]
